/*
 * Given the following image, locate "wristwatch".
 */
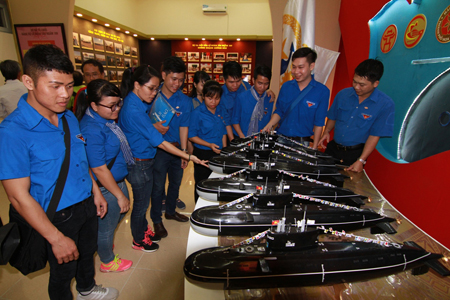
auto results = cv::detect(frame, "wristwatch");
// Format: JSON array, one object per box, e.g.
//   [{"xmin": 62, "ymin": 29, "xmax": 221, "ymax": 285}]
[{"xmin": 358, "ymin": 158, "xmax": 366, "ymax": 165}]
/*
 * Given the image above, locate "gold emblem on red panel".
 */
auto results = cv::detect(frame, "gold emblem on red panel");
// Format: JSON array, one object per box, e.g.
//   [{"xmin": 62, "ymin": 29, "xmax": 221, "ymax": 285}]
[
  {"xmin": 436, "ymin": 5, "xmax": 450, "ymax": 43},
  {"xmin": 381, "ymin": 24, "xmax": 397, "ymax": 53},
  {"xmin": 404, "ymin": 14, "xmax": 427, "ymax": 48}
]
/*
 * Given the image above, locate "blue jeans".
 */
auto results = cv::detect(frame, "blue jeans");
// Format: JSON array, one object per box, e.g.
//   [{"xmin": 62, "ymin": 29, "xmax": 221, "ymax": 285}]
[
  {"xmin": 47, "ymin": 196, "xmax": 97, "ymax": 300},
  {"xmin": 97, "ymin": 181, "xmax": 129, "ymax": 264},
  {"xmin": 126, "ymin": 160, "xmax": 154, "ymax": 242},
  {"xmin": 151, "ymin": 148, "xmax": 183, "ymax": 223}
]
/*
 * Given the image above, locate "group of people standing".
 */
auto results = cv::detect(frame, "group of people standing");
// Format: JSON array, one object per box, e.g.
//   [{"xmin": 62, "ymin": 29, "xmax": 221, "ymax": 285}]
[{"xmin": 0, "ymin": 43, "xmax": 394, "ymax": 300}]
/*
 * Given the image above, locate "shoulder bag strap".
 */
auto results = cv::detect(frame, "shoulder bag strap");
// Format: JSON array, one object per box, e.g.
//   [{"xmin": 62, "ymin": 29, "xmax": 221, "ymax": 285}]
[
  {"xmin": 46, "ymin": 115, "xmax": 71, "ymax": 222},
  {"xmin": 282, "ymin": 84, "xmax": 313, "ymax": 121}
]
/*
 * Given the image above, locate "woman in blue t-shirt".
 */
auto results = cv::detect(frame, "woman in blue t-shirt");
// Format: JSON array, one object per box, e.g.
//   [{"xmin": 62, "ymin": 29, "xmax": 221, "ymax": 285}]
[
  {"xmin": 77, "ymin": 79, "xmax": 133, "ymax": 273},
  {"xmin": 119, "ymin": 65, "xmax": 207, "ymax": 250},
  {"xmin": 189, "ymin": 80, "xmax": 227, "ymax": 202}
]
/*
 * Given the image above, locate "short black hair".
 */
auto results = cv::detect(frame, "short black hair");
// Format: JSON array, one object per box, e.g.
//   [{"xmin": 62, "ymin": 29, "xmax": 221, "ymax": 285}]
[
  {"xmin": 292, "ymin": 47, "xmax": 317, "ymax": 64},
  {"xmin": 223, "ymin": 61, "xmax": 242, "ymax": 80},
  {"xmin": 254, "ymin": 65, "xmax": 272, "ymax": 81},
  {"xmin": 81, "ymin": 59, "xmax": 104, "ymax": 74},
  {"xmin": 73, "ymin": 71, "xmax": 84, "ymax": 86},
  {"xmin": 0, "ymin": 60, "xmax": 21, "ymax": 81},
  {"xmin": 189, "ymin": 71, "xmax": 210, "ymax": 97},
  {"xmin": 354, "ymin": 59, "xmax": 384, "ymax": 83},
  {"xmin": 202, "ymin": 80, "xmax": 223, "ymax": 99},
  {"xmin": 161, "ymin": 56, "xmax": 186, "ymax": 75},
  {"xmin": 120, "ymin": 65, "xmax": 161, "ymax": 97},
  {"xmin": 23, "ymin": 44, "xmax": 74, "ymax": 84},
  {"xmin": 76, "ymin": 79, "xmax": 121, "ymax": 120}
]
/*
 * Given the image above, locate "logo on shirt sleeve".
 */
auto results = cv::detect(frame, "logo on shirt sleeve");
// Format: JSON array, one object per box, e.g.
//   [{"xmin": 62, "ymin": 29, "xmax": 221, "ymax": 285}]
[
  {"xmin": 76, "ymin": 133, "xmax": 85, "ymax": 142},
  {"xmin": 306, "ymin": 101, "xmax": 316, "ymax": 107},
  {"xmin": 362, "ymin": 113, "xmax": 372, "ymax": 120}
]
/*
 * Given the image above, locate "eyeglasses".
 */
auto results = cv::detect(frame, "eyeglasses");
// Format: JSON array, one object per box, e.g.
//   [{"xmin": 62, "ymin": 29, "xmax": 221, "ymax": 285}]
[
  {"xmin": 97, "ymin": 99, "xmax": 123, "ymax": 112},
  {"xmin": 143, "ymin": 85, "xmax": 160, "ymax": 93}
]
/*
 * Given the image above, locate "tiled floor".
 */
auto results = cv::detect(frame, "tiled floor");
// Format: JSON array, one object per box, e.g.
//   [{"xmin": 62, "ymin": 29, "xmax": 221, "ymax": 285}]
[{"xmin": 0, "ymin": 162, "xmax": 197, "ymax": 300}]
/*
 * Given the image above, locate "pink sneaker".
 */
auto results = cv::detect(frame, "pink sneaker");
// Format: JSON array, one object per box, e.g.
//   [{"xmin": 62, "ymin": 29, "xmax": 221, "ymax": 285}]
[
  {"xmin": 100, "ymin": 254, "xmax": 133, "ymax": 273},
  {"xmin": 145, "ymin": 225, "xmax": 161, "ymax": 243}
]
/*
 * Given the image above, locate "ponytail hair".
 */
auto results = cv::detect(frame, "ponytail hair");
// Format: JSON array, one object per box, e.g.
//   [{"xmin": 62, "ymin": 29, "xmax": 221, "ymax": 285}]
[
  {"xmin": 120, "ymin": 65, "xmax": 161, "ymax": 97},
  {"xmin": 75, "ymin": 79, "xmax": 121, "ymax": 120}
]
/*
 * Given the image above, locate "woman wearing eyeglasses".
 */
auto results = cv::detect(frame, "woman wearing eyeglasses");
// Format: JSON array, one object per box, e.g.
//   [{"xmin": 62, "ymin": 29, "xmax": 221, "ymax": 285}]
[
  {"xmin": 119, "ymin": 66, "xmax": 208, "ymax": 253},
  {"xmin": 77, "ymin": 79, "xmax": 133, "ymax": 273}
]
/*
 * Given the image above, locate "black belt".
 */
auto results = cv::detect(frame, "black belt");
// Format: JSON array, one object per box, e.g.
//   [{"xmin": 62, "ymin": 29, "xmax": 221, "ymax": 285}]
[
  {"xmin": 290, "ymin": 136, "xmax": 312, "ymax": 143},
  {"xmin": 97, "ymin": 179, "xmax": 125, "ymax": 188},
  {"xmin": 335, "ymin": 142, "xmax": 365, "ymax": 151}
]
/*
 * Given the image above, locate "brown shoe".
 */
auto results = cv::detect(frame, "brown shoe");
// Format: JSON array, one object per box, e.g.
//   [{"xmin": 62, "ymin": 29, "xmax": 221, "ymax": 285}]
[
  {"xmin": 153, "ymin": 222, "xmax": 168, "ymax": 238},
  {"xmin": 165, "ymin": 212, "xmax": 189, "ymax": 222}
]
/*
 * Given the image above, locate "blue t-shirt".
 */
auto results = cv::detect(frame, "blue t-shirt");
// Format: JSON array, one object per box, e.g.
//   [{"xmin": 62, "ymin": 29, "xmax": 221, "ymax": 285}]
[
  {"xmin": 188, "ymin": 103, "xmax": 227, "ymax": 150},
  {"xmin": 118, "ymin": 92, "xmax": 165, "ymax": 159},
  {"xmin": 0, "ymin": 96, "xmax": 92, "ymax": 212},
  {"xmin": 160, "ymin": 90, "xmax": 193, "ymax": 143},
  {"xmin": 327, "ymin": 87, "xmax": 395, "ymax": 146},
  {"xmin": 274, "ymin": 77, "xmax": 330, "ymax": 137},
  {"xmin": 218, "ymin": 81, "xmax": 252, "ymax": 134},
  {"xmin": 231, "ymin": 88, "xmax": 273, "ymax": 136},
  {"xmin": 80, "ymin": 110, "xmax": 128, "ymax": 182}
]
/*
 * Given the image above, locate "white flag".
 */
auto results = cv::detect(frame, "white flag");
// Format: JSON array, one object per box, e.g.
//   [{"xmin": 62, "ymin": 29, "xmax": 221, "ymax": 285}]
[
  {"xmin": 314, "ymin": 45, "xmax": 340, "ymax": 84},
  {"xmin": 280, "ymin": 0, "xmax": 315, "ymax": 86}
]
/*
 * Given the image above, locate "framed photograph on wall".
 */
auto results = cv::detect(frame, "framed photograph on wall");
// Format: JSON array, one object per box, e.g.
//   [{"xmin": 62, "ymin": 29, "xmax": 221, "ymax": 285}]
[
  {"xmin": 188, "ymin": 74, "xmax": 194, "ymax": 83},
  {"xmin": 82, "ymin": 52, "xmax": 95, "ymax": 61},
  {"xmin": 93, "ymin": 37, "xmax": 104, "ymax": 52},
  {"xmin": 108, "ymin": 70, "xmax": 118, "ymax": 82},
  {"xmin": 103, "ymin": 70, "xmax": 108, "ymax": 81},
  {"xmin": 124, "ymin": 45, "xmax": 131, "ymax": 56},
  {"xmin": 227, "ymin": 52, "xmax": 239, "ymax": 61},
  {"xmin": 188, "ymin": 52, "xmax": 199, "ymax": 61},
  {"xmin": 14, "ymin": 23, "xmax": 68, "ymax": 61},
  {"xmin": 117, "ymin": 70, "xmax": 124, "ymax": 82},
  {"xmin": 95, "ymin": 54, "xmax": 106, "ymax": 66},
  {"xmin": 73, "ymin": 32, "xmax": 80, "ymax": 48},
  {"xmin": 213, "ymin": 52, "xmax": 225, "ymax": 62},
  {"xmin": 188, "ymin": 63, "xmax": 199, "ymax": 73},
  {"xmin": 201, "ymin": 52, "xmax": 212, "ymax": 62},
  {"xmin": 107, "ymin": 55, "xmax": 116, "ymax": 67},
  {"xmin": 213, "ymin": 63, "xmax": 223, "ymax": 73},
  {"xmin": 200, "ymin": 63, "xmax": 212, "ymax": 73},
  {"xmin": 114, "ymin": 43, "xmax": 123, "ymax": 55},
  {"xmin": 132, "ymin": 59, "xmax": 138, "ymax": 67},
  {"xmin": 218, "ymin": 75, "xmax": 225, "ymax": 84},
  {"xmin": 182, "ymin": 86, "xmax": 187, "ymax": 94},
  {"xmin": 188, "ymin": 84, "xmax": 193, "ymax": 93},
  {"xmin": 116, "ymin": 57, "xmax": 124, "ymax": 68},
  {"xmin": 242, "ymin": 75, "xmax": 252, "ymax": 84},
  {"xmin": 240, "ymin": 53, "xmax": 252, "ymax": 62},
  {"xmin": 105, "ymin": 40, "xmax": 114, "ymax": 53},
  {"xmin": 124, "ymin": 58, "xmax": 131, "ymax": 68},
  {"xmin": 131, "ymin": 47, "xmax": 138, "ymax": 57},
  {"xmin": 241, "ymin": 63, "xmax": 251, "ymax": 74},
  {"xmin": 175, "ymin": 52, "xmax": 187, "ymax": 61},
  {"xmin": 74, "ymin": 50, "xmax": 82, "ymax": 65},
  {"xmin": 80, "ymin": 34, "xmax": 93, "ymax": 50}
]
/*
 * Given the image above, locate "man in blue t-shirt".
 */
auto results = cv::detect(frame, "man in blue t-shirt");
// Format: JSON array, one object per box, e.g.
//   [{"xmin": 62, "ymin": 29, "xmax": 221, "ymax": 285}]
[
  {"xmin": 232, "ymin": 65, "xmax": 273, "ymax": 137},
  {"xmin": 0, "ymin": 45, "xmax": 117, "ymax": 299},
  {"xmin": 318, "ymin": 59, "xmax": 395, "ymax": 173},
  {"xmin": 262, "ymin": 47, "xmax": 330, "ymax": 149},
  {"xmin": 151, "ymin": 56, "xmax": 192, "ymax": 238}
]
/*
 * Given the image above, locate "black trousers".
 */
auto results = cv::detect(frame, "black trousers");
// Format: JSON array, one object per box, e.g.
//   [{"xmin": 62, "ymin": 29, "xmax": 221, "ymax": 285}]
[
  {"xmin": 193, "ymin": 147, "xmax": 217, "ymax": 203},
  {"xmin": 325, "ymin": 140, "xmax": 364, "ymax": 167}
]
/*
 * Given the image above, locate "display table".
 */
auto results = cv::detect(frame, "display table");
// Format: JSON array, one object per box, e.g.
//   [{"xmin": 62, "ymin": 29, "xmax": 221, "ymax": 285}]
[{"xmin": 184, "ymin": 170, "xmax": 450, "ymax": 300}]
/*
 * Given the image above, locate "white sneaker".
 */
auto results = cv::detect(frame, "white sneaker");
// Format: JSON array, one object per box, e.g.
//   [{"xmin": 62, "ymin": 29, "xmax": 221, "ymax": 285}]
[{"xmin": 76, "ymin": 285, "xmax": 119, "ymax": 300}]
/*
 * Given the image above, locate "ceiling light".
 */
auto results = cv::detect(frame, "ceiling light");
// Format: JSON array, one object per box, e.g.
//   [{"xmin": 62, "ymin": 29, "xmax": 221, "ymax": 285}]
[
  {"xmin": 105, "ymin": 23, "xmax": 110, "ymax": 27},
  {"xmin": 92, "ymin": 19, "xmax": 97, "ymax": 22},
  {"xmin": 185, "ymin": 38, "xmax": 189, "ymax": 41},
  {"xmin": 76, "ymin": 13, "xmax": 83, "ymax": 17},
  {"xmin": 219, "ymin": 38, "xmax": 223, "ymax": 41},
  {"xmin": 202, "ymin": 38, "xmax": 206, "ymax": 41},
  {"xmin": 236, "ymin": 38, "xmax": 240, "ymax": 41},
  {"xmin": 150, "ymin": 37, "xmax": 155, "ymax": 40},
  {"xmin": 116, "ymin": 27, "xmax": 120, "ymax": 30},
  {"xmin": 133, "ymin": 34, "xmax": 138, "ymax": 37},
  {"xmin": 125, "ymin": 31, "xmax": 130, "ymax": 34}
]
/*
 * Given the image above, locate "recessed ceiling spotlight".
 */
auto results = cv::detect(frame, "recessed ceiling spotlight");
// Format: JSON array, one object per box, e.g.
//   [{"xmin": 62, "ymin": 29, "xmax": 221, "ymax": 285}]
[
  {"xmin": 105, "ymin": 23, "xmax": 110, "ymax": 27},
  {"xmin": 133, "ymin": 34, "xmax": 138, "ymax": 37},
  {"xmin": 185, "ymin": 38, "xmax": 189, "ymax": 41},
  {"xmin": 219, "ymin": 38, "xmax": 223, "ymax": 41},
  {"xmin": 125, "ymin": 31, "xmax": 130, "ymax": 34},
  {"xmin": 76, "ymin": 13, "xmax": 83, "ymax": 17},
  {"xmin": 202, "ymin": 38, "xmax": 206, "ymax": 41},
  {"xmin": 150, "ymin": 37, "xmax": 155, "ymax": 40},
  {"xmin": 92, "ymin": 19, "xmax": 97, "ymax": 22},
  {"xmin": 116, "ymin": 27, "xmax": 120, "ymax": 31},
  {"xmin": 236, "ymin": 38, "xmax": 240, "ymax": 41}
]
